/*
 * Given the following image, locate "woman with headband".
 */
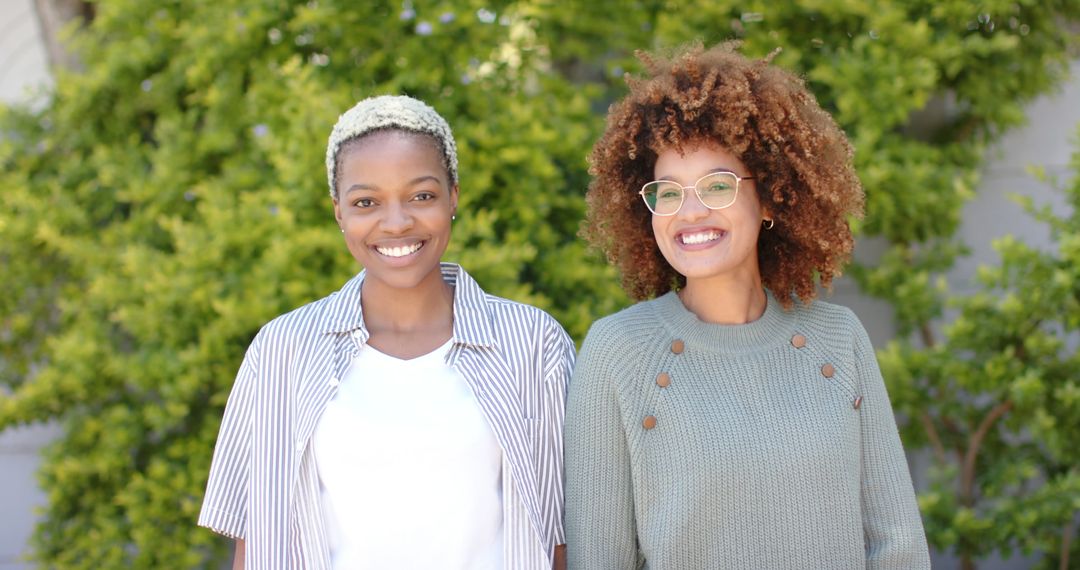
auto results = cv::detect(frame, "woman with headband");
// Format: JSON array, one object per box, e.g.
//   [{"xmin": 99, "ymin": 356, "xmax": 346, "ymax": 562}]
[
  {"xmin": 200, "ymin": 95, "xmax": 572, "ymax": 569},
  {"xmin": 565, "ymin": 43, "xmax": 930, "ymax": 569}
]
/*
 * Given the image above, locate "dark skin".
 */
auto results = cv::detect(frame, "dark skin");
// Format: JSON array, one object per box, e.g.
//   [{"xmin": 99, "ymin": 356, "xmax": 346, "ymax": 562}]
[
  {"xmin": 334, "ymin": 131, "xmax": 457, "ymax": 359},
  {"xmin": 232, "ymin": 131, "xmax": 567, "ymax": 568}
]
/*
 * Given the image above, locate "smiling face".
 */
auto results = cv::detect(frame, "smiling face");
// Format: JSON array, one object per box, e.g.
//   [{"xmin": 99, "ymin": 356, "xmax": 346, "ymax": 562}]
[
  {"xmin": 333, "ymin": 130, "xmax": 458, "ymax": 291},
  {"xmin": 651, "ymin": 141, "xmax": 767, "ymax": 289}
]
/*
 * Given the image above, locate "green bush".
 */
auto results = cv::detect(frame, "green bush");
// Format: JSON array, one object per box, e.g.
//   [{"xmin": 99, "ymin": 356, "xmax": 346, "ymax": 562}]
[
  {"xmin": 2, "ymin": 1, "xmax": 1078, "ymax": 567},
  {"xmin": 879, "ymin": 131, "xmax": 1080, "ymax": 569}
]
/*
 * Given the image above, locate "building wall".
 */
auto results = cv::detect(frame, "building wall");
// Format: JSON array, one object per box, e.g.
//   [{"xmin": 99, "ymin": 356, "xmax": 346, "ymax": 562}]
[
  {"xmin": 0, "ymin": 2, "xmax": 1077, "ymax": 566},
  {"xmin": 0, "ymin": 2, "xmax": 57, "ymax": 567}
]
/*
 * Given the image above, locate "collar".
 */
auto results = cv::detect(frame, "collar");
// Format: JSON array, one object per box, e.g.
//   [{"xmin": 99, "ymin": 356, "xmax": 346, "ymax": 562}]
[
  {"xmin": 319, "ymin": 262, "xmax": 497, "ymax": 348},
  {"xmin": 657, "ymin": 288, "xmax": 794, "ymax": 354}
]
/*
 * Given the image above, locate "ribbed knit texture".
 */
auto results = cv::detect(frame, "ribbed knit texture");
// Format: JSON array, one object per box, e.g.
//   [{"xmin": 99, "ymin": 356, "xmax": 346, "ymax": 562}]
[{"xmin": 564, "ymin": 291, "xmax": 930, "ymax": 570}]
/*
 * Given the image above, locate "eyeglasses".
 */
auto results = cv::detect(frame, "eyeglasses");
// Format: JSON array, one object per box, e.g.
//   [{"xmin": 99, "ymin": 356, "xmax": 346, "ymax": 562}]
[{"xmin": 639, "ymin": 171, "xmax": 754, "ymax": 216}]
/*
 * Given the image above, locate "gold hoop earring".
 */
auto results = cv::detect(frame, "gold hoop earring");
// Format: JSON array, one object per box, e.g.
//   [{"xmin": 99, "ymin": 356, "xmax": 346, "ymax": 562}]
[{"xmin": 762, "ymin": 219, "xmax": 774, "ymax": 230}]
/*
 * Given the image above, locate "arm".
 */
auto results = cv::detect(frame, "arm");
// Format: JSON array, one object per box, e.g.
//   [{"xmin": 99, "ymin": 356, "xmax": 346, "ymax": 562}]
[
  {"xmin": 552, "ymin": 544, "xmax": 566, "ymax": 570},
  {"xmin": 563, "ymin": 321, "xmax": 639, "ymax": 569},
  {"xmin": 850, "ymin": 314, "xmax": 932, "ymax": 569},
  {"xmin": 232, "ymin": 540, "xmax": 245, "ymax": 570}
]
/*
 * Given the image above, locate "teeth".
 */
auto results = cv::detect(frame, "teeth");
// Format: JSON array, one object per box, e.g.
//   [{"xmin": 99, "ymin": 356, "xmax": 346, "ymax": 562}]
[
  {"xmin": 681, "ymin": 231, "xmax": 721, "ymax": 245},
  {"xmin": 375, "ymin": 242, "xmax": 423, "ymax": 257}
]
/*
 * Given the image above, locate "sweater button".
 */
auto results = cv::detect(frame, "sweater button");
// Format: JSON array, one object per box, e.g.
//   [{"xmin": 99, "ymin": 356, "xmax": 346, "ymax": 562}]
[
  {"xmin": 821, "ymin": 363, "xmax": 835, "ymax": 378},
  {"xmin": 854, "ymin": 396, "xmax": 863, "ymax": 410},
  {"xmin": 655, "ymin": 372, "xmax": 671, "ymax": 388},
  {"xmin": 791, "ymin": 334, "xmax": 807, "ymax": 348},
  {"xmin": 642, "ymin": 415, "xmax": 657, "ymax": 430},
  {"xmin": 670, "ymin": 339, "xmax": 685, "ymax": 354}
]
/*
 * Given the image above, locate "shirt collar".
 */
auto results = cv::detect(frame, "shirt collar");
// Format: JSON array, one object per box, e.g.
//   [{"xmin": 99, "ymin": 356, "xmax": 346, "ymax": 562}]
[{"xmin": 320, "ymin": 262, "xmax": 497, "ymax": 347}]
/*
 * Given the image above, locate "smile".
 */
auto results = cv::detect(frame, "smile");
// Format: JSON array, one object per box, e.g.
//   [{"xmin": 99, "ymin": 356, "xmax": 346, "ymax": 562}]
[
  {"xmin": 374, "ymin": 241, "xmax": 424, "ymax": 258},
  {"xmin": 678, "ymin": 230, "xmax": 725, "ymax": 245}
]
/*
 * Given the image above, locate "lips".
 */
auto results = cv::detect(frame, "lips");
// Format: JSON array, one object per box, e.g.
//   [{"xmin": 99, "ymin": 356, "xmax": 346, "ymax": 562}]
[
  {"xmin": 373, "ymin": 240, "xmax": 425, "ymax": 258},
  {"xmin": 677, "ymin": 229, "xmax": 726, "ymax": 246}
]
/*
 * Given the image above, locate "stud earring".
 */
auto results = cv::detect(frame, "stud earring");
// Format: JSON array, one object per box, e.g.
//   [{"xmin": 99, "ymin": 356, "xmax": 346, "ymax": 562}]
[
  {"xmin": 452, "ymin": 214, "xmax": 456, "ymax": 221},
  {"xmin": 762, "ymin": 219, "xmax": 775, "ymax": 230}
]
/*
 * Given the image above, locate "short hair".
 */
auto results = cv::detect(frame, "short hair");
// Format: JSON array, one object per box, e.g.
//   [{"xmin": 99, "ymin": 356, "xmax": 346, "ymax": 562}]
[
  {"xmin": 584, "ymin": 42, "xmax": 864, "ymax": 307},
  {"xmin": 325, "ymin": 95, "xmax": 459, "ymax": 198}
]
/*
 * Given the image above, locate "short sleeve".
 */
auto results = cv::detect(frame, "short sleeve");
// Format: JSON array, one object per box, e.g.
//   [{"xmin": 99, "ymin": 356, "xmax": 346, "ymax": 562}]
[{"xmin": 197, "ymin": 334, "xmax": 261, "ymax": 539}]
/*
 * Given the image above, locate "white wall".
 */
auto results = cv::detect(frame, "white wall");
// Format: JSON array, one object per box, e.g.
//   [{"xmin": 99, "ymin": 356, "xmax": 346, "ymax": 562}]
[{"xmin": 0, "ymin": 1, "xmax": 54, "ymax": 568}]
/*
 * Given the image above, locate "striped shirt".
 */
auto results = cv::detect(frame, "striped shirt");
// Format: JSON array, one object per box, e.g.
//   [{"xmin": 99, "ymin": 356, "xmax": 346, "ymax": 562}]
[{"xmin": 198, "ymin": 263, "xmax": 574, "ymax": 569}]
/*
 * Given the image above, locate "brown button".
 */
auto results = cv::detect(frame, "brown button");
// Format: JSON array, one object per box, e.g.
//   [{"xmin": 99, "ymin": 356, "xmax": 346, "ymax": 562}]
[
  {"xmin": 642, "ymin": 415, "xmax": 657, "ymax": 429},
  {"xmin": 670, "ymin": 339, "xmax": 685, "ymax": 354},
  {"xmin": 821, "ymin": 363, "xmax": 835, "ymax": 378},
  {"xmin": 656, "ymin": 372, "xmax": 671, "ymax": 388},
  {"xmin": 853, "ymin": 396, "xmax": 863, "ymax": 410},
  {"xmin": 791, "ymin": 334, "xmax": 807, "ymax": 348}
]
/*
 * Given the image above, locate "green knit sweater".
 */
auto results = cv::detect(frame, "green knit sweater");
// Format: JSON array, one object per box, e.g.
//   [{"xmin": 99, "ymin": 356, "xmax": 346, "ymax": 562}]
[{"xmin": 564, "ymin": 291, "xmax": 930, "ymax": 569}]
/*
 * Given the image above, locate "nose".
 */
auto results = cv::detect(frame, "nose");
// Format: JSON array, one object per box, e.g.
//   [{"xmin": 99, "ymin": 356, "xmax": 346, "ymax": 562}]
[
  {"xmin": 676, "ymin": 187, "xmax": 710, "ymax": 221},
  {"xmin": 380, "ymin": 201, "xmax": 414, "ymax": 233}
]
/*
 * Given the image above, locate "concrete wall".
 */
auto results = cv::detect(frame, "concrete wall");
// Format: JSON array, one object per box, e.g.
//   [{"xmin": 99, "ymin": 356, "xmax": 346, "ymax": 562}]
[
  {"xmin": 0, "ymin": 2, "xmax": 1076, "ymax": 566},
  {"xmin": 1, "ymin": 2, "xmax": 57, "ymax": 568}
]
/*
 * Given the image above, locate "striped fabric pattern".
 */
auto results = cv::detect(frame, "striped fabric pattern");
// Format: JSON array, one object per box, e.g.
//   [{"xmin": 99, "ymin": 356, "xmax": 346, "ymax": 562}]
[{"xmin": 199, "ymin": 263, "xmax": 574, "ymax": 569}]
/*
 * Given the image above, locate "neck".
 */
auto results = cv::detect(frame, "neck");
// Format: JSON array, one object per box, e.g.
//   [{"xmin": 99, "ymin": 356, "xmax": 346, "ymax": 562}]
[
  {"xmin": 679, "ymin": 269, "xmax": 767, "ymax": 325},
  {"xmin": 360, "ymin": 269, "xmax": 454, "ymax": 335}
]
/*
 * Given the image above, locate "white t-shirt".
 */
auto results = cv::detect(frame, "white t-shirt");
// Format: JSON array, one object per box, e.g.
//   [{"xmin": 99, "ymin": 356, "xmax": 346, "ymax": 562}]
[{"xmin": 313, "ymin": 339, "xmax": 504, "ymax": 569}]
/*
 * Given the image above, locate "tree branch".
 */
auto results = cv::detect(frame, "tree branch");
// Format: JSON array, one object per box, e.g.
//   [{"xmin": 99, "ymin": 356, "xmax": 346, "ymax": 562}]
[
  {"xmin": 919, "ymin": 321, "xmax": 936, "ymax": 349},
  {"xmin": 919, "ymin": 412, "xmax": 948, "ymax": 464},
  {"xmin": 1061, "ymin": 512, "xmax": 1075, "ymax": 570},
  {"xmin": 960, "ymin": 400, "xmax": 1014, "ymax": 506}
]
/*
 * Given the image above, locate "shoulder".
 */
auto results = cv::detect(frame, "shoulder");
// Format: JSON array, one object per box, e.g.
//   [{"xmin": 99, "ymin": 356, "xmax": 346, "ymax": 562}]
[
  {"xmin": 249, "ymin": 286, "xmax": 350, "ymax": 354},
  {"xmin": 787, "ymin": 297, "xmax": 867, "ymax": 343},
  {"xmin": 481, "ymin": 292, "xmax": 572, "ymax": 348},
  {"xmin": 588, "ymin": 296, "xmax": 665, "ymax": 339},
  {"xmin": 579, "ymin": 297, "xmax": 666, "ymax": 362},
  {"xmin": 787, "ymin": 297, "xmax": 879, "ymax": 376},
  {"xmin": 484, "ymin": 293, "xmax": 563, "ymax": 329}
]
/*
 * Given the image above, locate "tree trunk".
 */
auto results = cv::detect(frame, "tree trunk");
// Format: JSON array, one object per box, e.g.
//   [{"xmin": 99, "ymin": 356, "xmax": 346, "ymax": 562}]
[{"xmin": 31, "ymin": 0, "xmax": 92, "ymax": 70}]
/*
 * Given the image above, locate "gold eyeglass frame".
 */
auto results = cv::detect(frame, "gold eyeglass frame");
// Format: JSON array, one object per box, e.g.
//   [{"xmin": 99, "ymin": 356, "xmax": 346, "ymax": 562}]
[{"xmin": 638, "ymin": 171, "xmax": 755, "ymax": 216}]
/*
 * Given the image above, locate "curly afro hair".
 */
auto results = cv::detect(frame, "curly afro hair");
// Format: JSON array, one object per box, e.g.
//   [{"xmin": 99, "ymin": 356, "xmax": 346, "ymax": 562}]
[{"xmin": 584, "ymin": 42, "xmax": 864, "ymax": 307}]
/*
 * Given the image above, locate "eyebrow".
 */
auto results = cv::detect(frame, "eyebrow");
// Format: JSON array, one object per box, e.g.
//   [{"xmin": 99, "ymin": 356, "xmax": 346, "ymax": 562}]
[
  {"xmin": 656, "ymin": 167, "xmax": 739, "ymax": 182},
  {"xmin": 344, "ymin": 175, "xmax": 443, "ymax": 195}
]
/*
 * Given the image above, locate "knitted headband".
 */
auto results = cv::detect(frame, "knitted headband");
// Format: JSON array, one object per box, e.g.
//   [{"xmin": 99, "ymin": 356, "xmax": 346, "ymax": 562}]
[{"xmin": 325, "ymin": 95, "xmax": 459, "ymax": 197}]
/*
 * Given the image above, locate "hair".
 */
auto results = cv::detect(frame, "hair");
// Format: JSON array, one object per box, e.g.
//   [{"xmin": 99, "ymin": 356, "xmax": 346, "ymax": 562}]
[
  {"xmin": 584, "ymin": 41, "xmax": 864, "ymax": 307},
  {"xmin": 325, "ymin": 95, "xmax": 459, "ymax": 198}
]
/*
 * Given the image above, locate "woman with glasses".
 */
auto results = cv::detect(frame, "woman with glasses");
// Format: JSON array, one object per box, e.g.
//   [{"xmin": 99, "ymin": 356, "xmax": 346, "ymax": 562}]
[
  {"xmin": 564, "ymin": 43, "xmax": 930, "ymax": 569},
  {"xmin": 199, "ymin": 95, "xmax": 572, "ymax": 569}
]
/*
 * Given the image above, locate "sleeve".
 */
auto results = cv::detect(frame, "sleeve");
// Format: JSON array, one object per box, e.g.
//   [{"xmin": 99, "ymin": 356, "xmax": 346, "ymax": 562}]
[
  {"xmin": 563, "ymin": 320, "xmax": 640, "ymax": 570},
  {"xmin": 197, "ymin": 333, "xmax": 261, "ymax": 539},
  {"xmin": 850, "ymin": 313, "xmax": 932, "ymax": 569},
  {"xmin": 540, "ymin": 318, "xmax": 575, "ymax": 550}
]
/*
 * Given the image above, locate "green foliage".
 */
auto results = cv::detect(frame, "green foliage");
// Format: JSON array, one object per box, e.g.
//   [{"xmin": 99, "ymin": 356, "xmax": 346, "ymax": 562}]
[
  {"xmin": 881, "ymin": 129, "xmax": 1080, "ymax": 569},
  {"xmin": 1, "ymin": 1, "xmax": 626, "ymax": 567},
  {"xmin": 2, "ymin": 0, "xmax": 1079, "ymax": 568}
]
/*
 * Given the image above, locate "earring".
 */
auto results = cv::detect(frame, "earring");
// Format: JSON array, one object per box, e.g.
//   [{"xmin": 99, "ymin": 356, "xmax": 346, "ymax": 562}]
[
  {"xmin": 452, "ymin": 214, "xmax": 456, "ymax": 221},
  {"xmin": 340, "ymin": 228, "xmax": 345, "ymax": 233},
  {"xmin": 762, "ymin": 219, "xmax": 775, "ymax": 230}
]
